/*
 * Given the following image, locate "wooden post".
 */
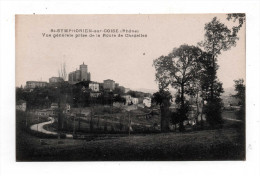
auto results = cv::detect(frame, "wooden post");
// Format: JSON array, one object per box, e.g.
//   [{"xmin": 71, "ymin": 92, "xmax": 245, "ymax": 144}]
[
  {"xmin": 73, "ymin": 116, "xmax": 75, "ymax": 135},
  {"xmin": 128, "ymin": 112, "xmax": 131, "ymax": 136},
  {"xmin": 37, "ymin": 115, "xmax": 39, "ymax": 132}
]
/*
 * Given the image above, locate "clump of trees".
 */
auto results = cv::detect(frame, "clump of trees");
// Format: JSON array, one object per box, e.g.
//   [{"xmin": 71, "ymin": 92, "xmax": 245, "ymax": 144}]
[
  {"xmin": 127, "ymin": 90, "xmax": 151, "ymax": 98},
  {"xmin": 153, "ymin": 45, "xmax": 204, "ymax": 131},
  {"xmin": 153, "ymin": 14, "xmax": 245, "ymax": 131}
]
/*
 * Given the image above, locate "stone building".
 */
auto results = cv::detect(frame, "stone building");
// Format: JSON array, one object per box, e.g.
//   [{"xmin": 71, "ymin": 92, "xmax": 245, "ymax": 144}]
[
  {"xmin": 103, "ymin": 79, "xmax": 115, "ymax": 91},
  {"xmin": 49, "ymin": 77, "xmax": 64, "ymax": 83},
  {"xmin": 68, "ymin": 62, "xmax": 91, "ymax": 84},
  {"xmin": 131, "ymin": 97, "xmax": 139, "ymax": 105},
  {"xmin": 26, "ymin": 81, "xmax": 48, "ymax": 89},
  {"xmin": 143, "ymin": 97, "xmax": 151, "ymax": 107},
  {"xmin": 89, "ymin": 82, "xmax": 99, "ymax": 92}
]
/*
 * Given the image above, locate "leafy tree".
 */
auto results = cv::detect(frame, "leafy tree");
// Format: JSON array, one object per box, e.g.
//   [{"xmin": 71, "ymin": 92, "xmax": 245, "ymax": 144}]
[
  {"xmin": 114, "ymin": 94, "xmax": 126, "ymax": 104},
  {"xmin": 153, "ymin": 44, "xmax": 203, "ymax": 131},
  {"xmin": 233, "ymin": 79, "xmax": 245, "ymax": 103},
  {"xmin": 126, "ymin": 90, "xmax": 151, "ymax": 98},
  {"xmin": 233, "ymin": 79, "xmax": 245, "ymax": 121},
  {"xmin": 227, "ymin": 13, "xmax": 245, "ymax": 36},
  {"xmin": 113, "ymin": 87, "xmax": 124, "ymax": 95},
  {"xmin": 198, "ymin": 17, "xmax": 240, "ymax": 127},
  {"xmin": 152, "ymin": 89, "xmax": 172, "ymax": 132},
  {"xmin": 199, "ymin": 17, "xmax": 238, "ymax": 101}
]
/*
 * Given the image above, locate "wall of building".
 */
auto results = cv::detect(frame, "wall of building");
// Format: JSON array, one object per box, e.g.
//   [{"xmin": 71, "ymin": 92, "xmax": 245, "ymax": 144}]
[
  {"xmin": 80, "ymin": 64, "xmax": 88, "ymax": 81},
  {"xmin": 89, "ymin": 83, "xmax": 99, "ymax": 92},
  {"xmin": 68, "ymin": 63, "xmax": 91, "ymax": 83},
  {"xmin": 75, "ymin": 70, "xmax": 81, "ymax": 81},
  {"xmin": 26, "ymin": 81, "xmax": 48, "ymax": 88},
  {"xmin": 49, "ymin": 77, "xmax": 64, "ymax": 83},
  {"xmin": 103, "ymin": 79, "xmax": 115, "ymax": 90}
]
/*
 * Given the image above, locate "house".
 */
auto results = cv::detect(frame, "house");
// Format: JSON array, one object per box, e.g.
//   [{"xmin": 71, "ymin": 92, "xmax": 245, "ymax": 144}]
[
  {"xmin": 89, "ymin": 82, "xmax": 99, "ymax": 92},
  {"xmin": 16, "ymin": 100, "xmax": 26, "ymax": 112},
  {"xmin": 26, "ymin": 81, "xmax": 48, "ymax": 89},
  {"xmin": 36, "ymin": 109, "xmax": 50, "ymax": 116},
  {"xmin": 131, "ymin": 97, "xmax": 139, "ymax": 105},
  {"xmin": 122, "ymin": 95, "xmax": 132, "ymax": 105},
  {"xmin": 103, "ymin": 79, "xmax": 115, "ymax": 91},
  {"xmin": 51, "ymin": 103, "xmax": 58, "ymax": 109},
  {"xmin": 143, "ymin": 97, "xmax": 151, "ymax": 107}
]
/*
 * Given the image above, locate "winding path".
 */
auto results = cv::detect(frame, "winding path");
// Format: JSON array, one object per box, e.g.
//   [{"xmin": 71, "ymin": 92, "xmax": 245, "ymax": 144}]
[{"xmin": 30, "ymin": 117, "xmax": 73, "ymax": 138}]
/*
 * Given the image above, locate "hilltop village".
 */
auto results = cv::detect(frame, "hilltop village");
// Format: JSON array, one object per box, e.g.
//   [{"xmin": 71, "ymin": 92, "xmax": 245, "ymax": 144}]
[{"xmin": 17, "ymin": 62, "xmax": 152, "ymax": 114}]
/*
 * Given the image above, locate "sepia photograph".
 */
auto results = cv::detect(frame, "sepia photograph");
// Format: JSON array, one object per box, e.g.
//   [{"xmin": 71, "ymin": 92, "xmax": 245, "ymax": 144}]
[{"xmin": 15, "ymin": 14, "xmax": 246, "ymax": 161}]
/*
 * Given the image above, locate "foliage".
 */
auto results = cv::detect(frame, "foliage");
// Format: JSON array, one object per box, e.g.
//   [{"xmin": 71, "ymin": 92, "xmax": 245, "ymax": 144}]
[
  {"xmin": 152, "ymin": 89, "xmax": 172, "ymax": 132},
  {"xmin": 226, "ymin": 13, "xmax": 246, "ymax": 36},
  {"xmin": 114, "ymin": 94, "xmax": 126, "ymax": 104},
  {"xmin": 199, "ymin": 17, "xmax": 238, "ymax": 58},
  {"xmin": 153, "ymin": 44, "xmax": 203, "ymax": 131},
  {"xmin": 152, "ymin": 90, "xmax": 172, "ymax": 107},
  {"xmin": 233, "ymin": 79, "xmax": 245, "ymax": 104},
  {"xmin": 197, "ymin": 17, "xmax": 238, "ymax": 127},
  {"xmin": 113, "ymin": 87, "xmax": 125, "ymax": 95},
  {"xmin": 170, "ymin": 100, "xmax": 189, "ymax": 127},
  {"xmin": 203, "ymin": 98, "xmax": 223, "ymax": 127},
  {"xmin": 233, "ymin": 79, "xmax": 246, "ymax": 121},
  {"xmin": 126, "ymin": 90, "xmax": 151, "ymax": 98}
]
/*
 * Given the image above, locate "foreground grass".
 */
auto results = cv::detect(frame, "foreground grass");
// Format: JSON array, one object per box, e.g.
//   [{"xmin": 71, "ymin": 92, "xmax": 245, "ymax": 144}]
[
  {"xmin": 17, "ymin": 127, "xmax": 245, "ymax": 161},
  {"xmin": 16, "ymin": 110, "xmax": 245, "ymax": 161}
]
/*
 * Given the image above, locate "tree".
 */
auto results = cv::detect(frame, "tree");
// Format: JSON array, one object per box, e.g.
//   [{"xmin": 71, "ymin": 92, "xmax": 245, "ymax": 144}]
[
  {"xmin": 199, "ymin": 53, "xmax": 224, "ymax": 126},
  {"xmin": 198, "ymin": 17, "xmax": 240, "ymax": 127},
  {"xmin": 152, "ymin": 90, "xmax": 172, "ymax": 132},
  {"xmin": 233, "ymin": 79, "xmax": 245, "ymax": 121},
  {"xmin": 227, "ymin": 13, "xmax": 246, "ymax": 36},
  {"xmin": 199, "ymin": 17, "xmax": 238, "ymax": 101},
  {"xmin": 153, "ymin": 44, "xmax": 203, "ymax": 131},
  {"xmin": 233, "ymin": 79, "xmax": 245, "ymax": 103}
]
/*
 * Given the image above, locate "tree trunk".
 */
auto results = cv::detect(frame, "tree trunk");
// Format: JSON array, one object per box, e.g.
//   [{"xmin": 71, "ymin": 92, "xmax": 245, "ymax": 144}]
[
  {"xmin": 201, "ymin": 100, "xmax": 204, "ymax": 128},
  {"xmin": 195, "ymin": 92, "xmax": 199, "ymax": 122},
  {"xmin": 179, "ymin": 84, "xmax": 185, "ymax": 131},
  {"xmin": 78, "ymin": 108, "xmax": 81, "ymax": 131},
  {"xmin": 211, "ymin": 46, "xmax": 216, "ymax": 101},
  {"xmin": 160, "ymin": 105, "xmax": 169, "ymax": 132}
]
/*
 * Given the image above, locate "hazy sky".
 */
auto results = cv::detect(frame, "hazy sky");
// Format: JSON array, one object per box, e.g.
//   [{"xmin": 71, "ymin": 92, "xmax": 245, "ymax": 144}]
[{"xmin": 16, "ymin": 14, "xmax": 245, "ymax": 90}]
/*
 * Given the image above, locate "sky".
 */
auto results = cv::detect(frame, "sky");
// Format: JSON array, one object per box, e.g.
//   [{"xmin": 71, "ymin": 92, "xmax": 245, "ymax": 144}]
[{"xmin": 16, "ymin": 14, "xmax": 245, "ymax": 91}]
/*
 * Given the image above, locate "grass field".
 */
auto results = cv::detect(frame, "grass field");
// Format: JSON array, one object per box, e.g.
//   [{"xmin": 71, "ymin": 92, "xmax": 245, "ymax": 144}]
[
  {"xmin": 16, "ymin": 109, "xmax": 245, "ymax": 161},
  {"xmin": 51, "ymin": 106, "xmax": 161, "ymax": 133}
]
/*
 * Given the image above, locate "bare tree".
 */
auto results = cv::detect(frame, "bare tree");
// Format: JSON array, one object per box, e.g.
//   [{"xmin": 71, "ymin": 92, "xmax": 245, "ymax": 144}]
[{"xmin": 58, "ymin": 62, "xmax": 67, "ymax": 81}]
